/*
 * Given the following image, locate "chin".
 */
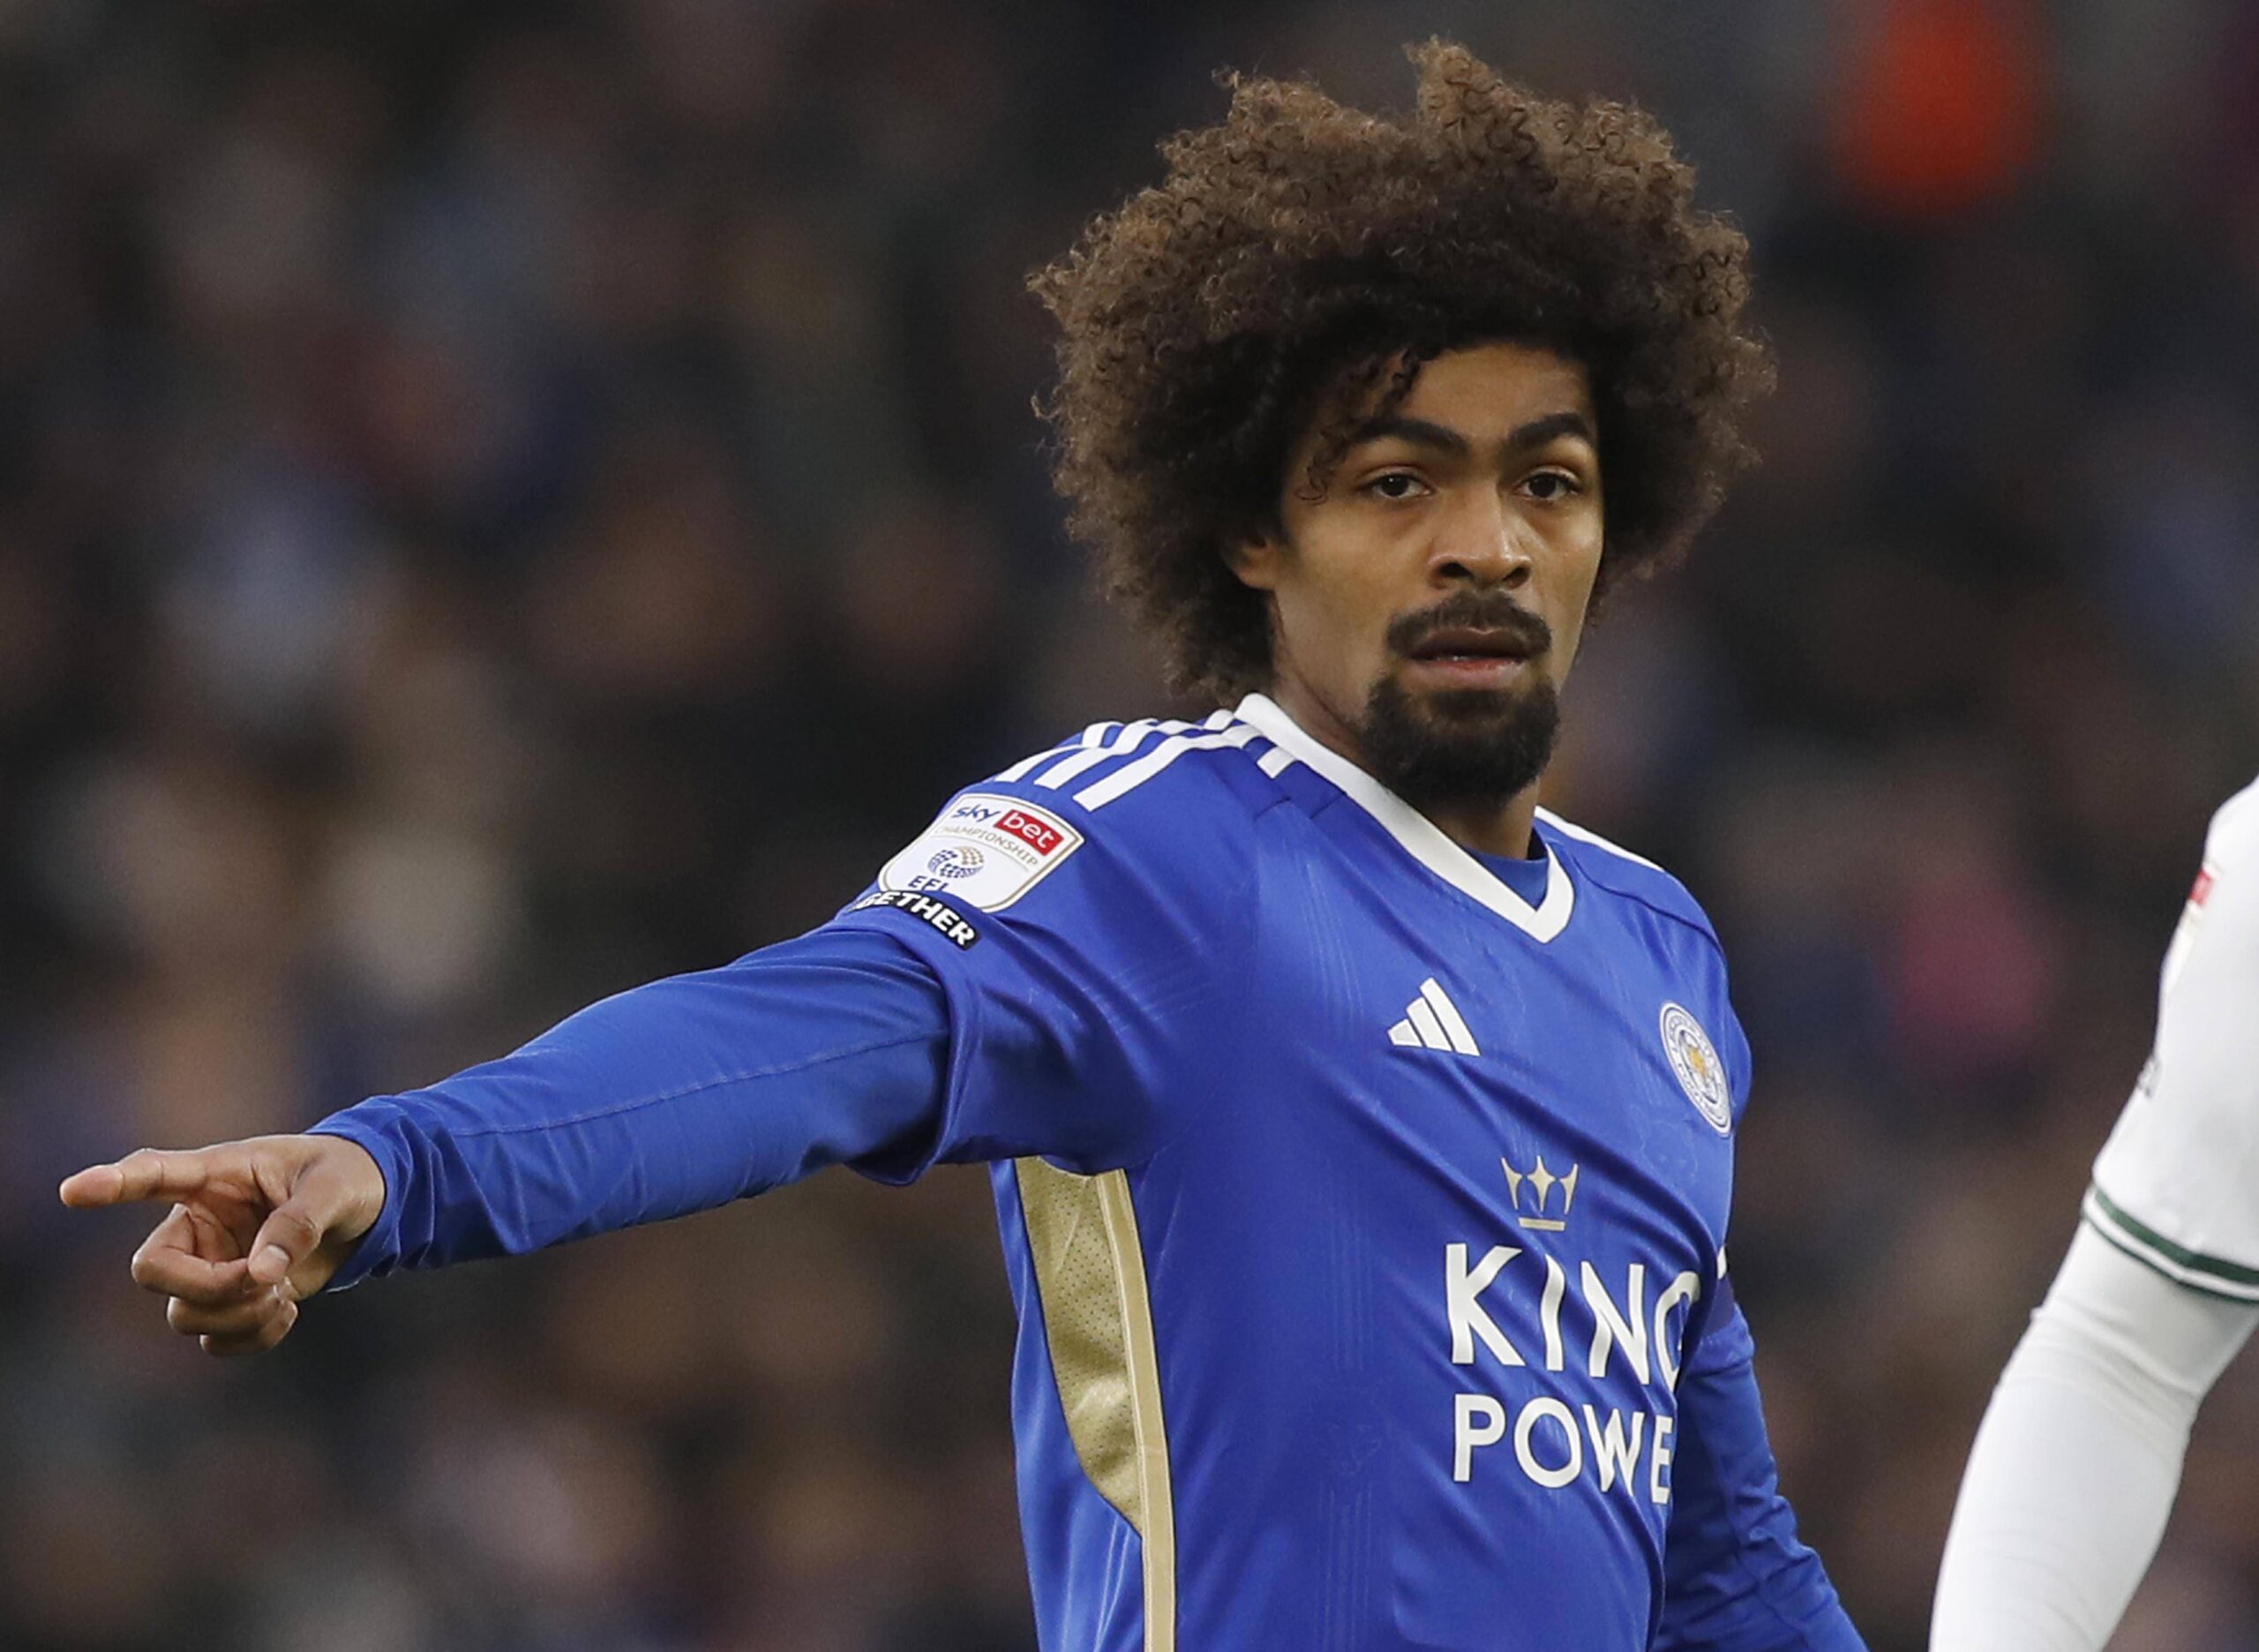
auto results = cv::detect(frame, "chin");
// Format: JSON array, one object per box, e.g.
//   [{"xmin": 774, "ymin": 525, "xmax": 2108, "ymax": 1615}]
[
  {"xmin": 1360, "ymin": 673, "xmax": 1562, "ymax": 808},
  {"xmin": 1411, "ymin": 681, "xmax": 1534, "ymax": 725}
]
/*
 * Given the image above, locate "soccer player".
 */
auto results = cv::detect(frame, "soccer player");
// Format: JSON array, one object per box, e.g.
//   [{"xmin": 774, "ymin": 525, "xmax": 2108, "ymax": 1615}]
[
  {"xmin": 62, "ymin": 45, "xmax": 1865, "ymax": 1651},
  {"xmin": 1932, "ymin": 779, "xmax": 2259, "ymax": 1650}
]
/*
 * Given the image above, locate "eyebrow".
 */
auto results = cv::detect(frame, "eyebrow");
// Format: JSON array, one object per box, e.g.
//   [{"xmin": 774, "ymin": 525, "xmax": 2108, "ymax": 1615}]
[
  {"xmin": 1501, "ymin": 410, "xmax": 1597, "ymax": 452},
  {"xmin": 1347, "ymin": 409, "xmax": 1596, "ymax": 457}
]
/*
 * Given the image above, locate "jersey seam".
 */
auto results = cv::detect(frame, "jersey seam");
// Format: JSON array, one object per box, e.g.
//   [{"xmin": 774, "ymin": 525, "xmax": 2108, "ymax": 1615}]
[
  {"xmin": 1549, "ymin": 849, "xmax": 1726, "ymax": 956},
  {"xmin": 440, "ymin": 1031, "xmax": 939, "ymax": 1139},
  {"xmin": 1247, "ymin": 787, "xmax": 1300, "ymax": 824}
]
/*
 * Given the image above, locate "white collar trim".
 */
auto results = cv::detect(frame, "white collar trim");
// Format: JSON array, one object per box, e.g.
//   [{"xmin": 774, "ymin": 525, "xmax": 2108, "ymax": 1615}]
[{"xmin": 1234, "ymin": 692, "xmax": 1575, "ymax": 943}]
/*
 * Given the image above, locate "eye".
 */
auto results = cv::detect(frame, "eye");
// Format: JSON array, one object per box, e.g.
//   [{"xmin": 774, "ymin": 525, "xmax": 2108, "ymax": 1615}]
[
  {"xmin": 1520, "ymin": 469, "xmax": 1583, "ymax": 503},
  {"xmin": 1361, "ymin": 470, "xmax": 1430, "ymax": 502}
]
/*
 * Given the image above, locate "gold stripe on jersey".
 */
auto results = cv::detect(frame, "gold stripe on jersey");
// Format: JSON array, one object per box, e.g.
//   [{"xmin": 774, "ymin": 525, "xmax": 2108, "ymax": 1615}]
[{"xmin": 1015, "ymin": 1158, "xmax": 1177, "ymax": 1651}]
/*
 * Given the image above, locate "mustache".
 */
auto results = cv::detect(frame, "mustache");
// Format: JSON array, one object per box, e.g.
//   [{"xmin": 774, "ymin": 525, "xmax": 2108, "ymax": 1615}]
[{"xmin": 1385, "ymin": 592, "xmax": 1553, "ymax": 658}]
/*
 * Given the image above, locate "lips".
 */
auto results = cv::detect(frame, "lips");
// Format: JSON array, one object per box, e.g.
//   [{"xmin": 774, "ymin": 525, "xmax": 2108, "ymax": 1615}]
[
  {"xmin": 1385, "ymin": 597, "xmax": 1554, "ymax": 691},
  {"xmin": 1404, "ymin": 626, "xmax": 1537, "ymax": 664}
]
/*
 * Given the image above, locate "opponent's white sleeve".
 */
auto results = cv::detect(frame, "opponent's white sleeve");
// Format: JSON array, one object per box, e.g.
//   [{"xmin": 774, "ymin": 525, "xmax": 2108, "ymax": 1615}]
[
  {"xmin": 1933, "ymin": 777, "xmax": 2259, "ymax": 1651},
  {"xmin": 1929, "ymin": 1225, "xmax": 2257, "ymax": 1652},
  {"xmin": 2084, "ymin": 780, "xmax": 2259, "ymax": 1290}
]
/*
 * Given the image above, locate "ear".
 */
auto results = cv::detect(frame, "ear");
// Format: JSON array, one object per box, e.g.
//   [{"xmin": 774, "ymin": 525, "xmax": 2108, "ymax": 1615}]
[{"xmin": 1225, "ymin": 532, "xmax": 1285, "ymax": 594}]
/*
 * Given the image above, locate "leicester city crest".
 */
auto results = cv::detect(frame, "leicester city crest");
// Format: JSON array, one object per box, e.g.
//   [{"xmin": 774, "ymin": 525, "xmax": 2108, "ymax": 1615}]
[{"xmin": 1659, "ymin": 1002, "xmax": 1731, "ymax": 1135}]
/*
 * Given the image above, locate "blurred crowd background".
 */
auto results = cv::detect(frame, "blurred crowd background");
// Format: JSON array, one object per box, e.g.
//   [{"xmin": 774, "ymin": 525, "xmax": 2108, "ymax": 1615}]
[{"xmin": 4, "ymin": 0, "xmax": 2258, "ymax": 1648}]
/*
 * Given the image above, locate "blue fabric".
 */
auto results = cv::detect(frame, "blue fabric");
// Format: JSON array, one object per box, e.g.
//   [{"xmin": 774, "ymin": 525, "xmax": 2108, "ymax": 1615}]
[
  {"xmin": 311, "ymin": 927, "xmax": 952, "ymax": 1288},
  {"xmin": 1472, "ymin": 841, "xmax": 1552, "ymax": 904},
  {"xmin": 311, "ymin": 709, "xmax": 1864, "ymax": 1651},
  {"xmin": 1655, "ymin": 1278, "xmax": 1869, "ymax": 1651}
]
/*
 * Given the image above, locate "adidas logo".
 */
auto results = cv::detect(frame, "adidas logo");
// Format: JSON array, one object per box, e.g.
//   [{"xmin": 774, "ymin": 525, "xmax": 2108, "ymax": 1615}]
[{"xmin": 1387, "ymin": 978, "xmax": 1481, "ymax": 1055}]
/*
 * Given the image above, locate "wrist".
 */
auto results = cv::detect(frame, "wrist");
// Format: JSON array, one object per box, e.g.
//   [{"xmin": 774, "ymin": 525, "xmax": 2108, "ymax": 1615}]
[{"xmin": 302, "ymin": 1116, "xmax": 403, "ymax": 1290}]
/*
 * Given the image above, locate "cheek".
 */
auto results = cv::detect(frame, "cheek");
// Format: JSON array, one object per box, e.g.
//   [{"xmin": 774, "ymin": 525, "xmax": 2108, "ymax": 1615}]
[
  {"xmin": 1293, "ymin": 585, "xmax": 1390, "ymax": 680},
  {"xmin": 1280, "ymin": 532, "xmax": 1392, "ymax": 638},
  {"xmin": 1557, "ymin": 519, "xmax": 1606, "ymax": 607},
  {"xmin": 1538, "ymin": 529, "xmax": 1605, "ymax": 656}
]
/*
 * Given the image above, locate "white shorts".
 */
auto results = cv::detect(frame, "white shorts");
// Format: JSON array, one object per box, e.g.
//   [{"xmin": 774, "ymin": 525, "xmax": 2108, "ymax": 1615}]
[{"xmin": 2086, "ymin": 779, "xmax": 2259, "ymax": 1302}]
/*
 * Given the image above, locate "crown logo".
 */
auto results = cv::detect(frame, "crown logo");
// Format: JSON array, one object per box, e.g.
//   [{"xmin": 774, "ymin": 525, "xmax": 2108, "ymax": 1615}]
[{"xmin": 1500, "ymin": 1154, "xmax": 1580, "ymax": 1231}]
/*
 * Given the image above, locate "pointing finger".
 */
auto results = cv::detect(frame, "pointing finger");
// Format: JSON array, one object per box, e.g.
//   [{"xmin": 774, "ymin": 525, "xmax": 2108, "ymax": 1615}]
[{"xmin": 60, "ymin": 1149, "xmax": 214, "ymax": 1209}]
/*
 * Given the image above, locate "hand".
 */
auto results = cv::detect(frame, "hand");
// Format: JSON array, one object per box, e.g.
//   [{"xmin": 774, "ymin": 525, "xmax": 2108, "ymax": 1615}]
[{"xmin": 58, "ymin": 1135, "xmax": 387, "ymax": 1355}]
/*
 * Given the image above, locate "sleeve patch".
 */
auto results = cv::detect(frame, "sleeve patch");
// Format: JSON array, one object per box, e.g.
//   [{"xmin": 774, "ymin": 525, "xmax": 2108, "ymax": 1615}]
[
  {"xmin": 850, "ymin": 889, "xmax": 981, "ymax": 949},
  {"xmin": 2158, "ymin": 863, "xmax": 2218, "ymax": 995},
  {"xmin": 881, "ymin": 793, "xmax": 1084, "ymax": 912}
]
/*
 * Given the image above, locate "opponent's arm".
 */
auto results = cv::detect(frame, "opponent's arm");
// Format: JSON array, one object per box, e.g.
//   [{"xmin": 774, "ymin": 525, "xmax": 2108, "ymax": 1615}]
[
  {"xmin": 1929, "ymin": 1224, "xmax": 2257, "ymax": 1651},
  {"xmin": 1933, "ymin": 784, "xmax": 2259, "ymax": 1646},
  {"xmin": 61, "ymin": 927, "xmax": 955, "ymax": 1354},
  {"xmin": 1655, "ymin": 1280, "xmax": 1869, "ymax": 1652}
]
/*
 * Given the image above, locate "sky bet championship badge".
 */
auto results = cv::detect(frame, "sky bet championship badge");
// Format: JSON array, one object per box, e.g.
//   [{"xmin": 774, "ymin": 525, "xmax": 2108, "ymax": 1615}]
[
  {"xmin": 1660, "ymin": 1002, "xmax": 1732, "ymax": 1135},
  {"xmin": 882, "ymin": 793, "xmax": 1084, "ymax": 912}
]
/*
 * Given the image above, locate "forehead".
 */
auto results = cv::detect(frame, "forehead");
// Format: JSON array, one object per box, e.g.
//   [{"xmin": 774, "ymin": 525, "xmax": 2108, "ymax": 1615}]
[{"xmin": 1385, "ymin": 342, "xmax": 1595, "ymax": 434}]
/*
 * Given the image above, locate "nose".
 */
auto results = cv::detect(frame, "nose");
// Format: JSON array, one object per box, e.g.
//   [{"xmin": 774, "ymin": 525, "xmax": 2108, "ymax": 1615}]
[{"xmin": 1430, "ymin": 488, "xmax": 1533, "ymax": 588}]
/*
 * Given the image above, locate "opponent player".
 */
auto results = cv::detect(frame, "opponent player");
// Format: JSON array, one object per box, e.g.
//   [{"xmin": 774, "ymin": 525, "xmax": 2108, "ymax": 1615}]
[
  {"xmin": 62, "ymin": 45, "xmax": 1865, "ymax": 1650},
  {"xmin": 1932, "ymin": 780, "xmax": 2259, "ymax": 1649}
]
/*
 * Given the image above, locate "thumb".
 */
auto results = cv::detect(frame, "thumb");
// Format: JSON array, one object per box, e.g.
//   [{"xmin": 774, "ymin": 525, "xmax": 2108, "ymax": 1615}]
[
  {"xmin": 244, "ymin": 1142, "xmax": 380, "ymax": 1290},
  {"xmin": 245, "ymin": 1175, "xmax": 348, "ymax": 1289}
]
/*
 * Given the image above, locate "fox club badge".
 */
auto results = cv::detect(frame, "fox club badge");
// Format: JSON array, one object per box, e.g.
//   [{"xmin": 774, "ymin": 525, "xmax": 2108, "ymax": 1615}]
[{"xmin": 1660, "ymin": 1002, "xmax": 1732, "ymax": 1135}]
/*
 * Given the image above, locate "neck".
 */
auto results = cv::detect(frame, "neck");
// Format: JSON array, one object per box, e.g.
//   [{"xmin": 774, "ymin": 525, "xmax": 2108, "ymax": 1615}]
[
  {"xmin": 1415, "ymin": 793, "xmax": 1543, "ymax": 860},
  {"xmin": 1263, "ymin": 678, "xmax": 1544, "ymax": 860}
]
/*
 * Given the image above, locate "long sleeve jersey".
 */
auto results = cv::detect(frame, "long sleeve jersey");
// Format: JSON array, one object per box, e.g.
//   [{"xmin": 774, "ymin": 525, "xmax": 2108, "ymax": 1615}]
[{"xmin": 315, "ymin": 693, "xmax": 1865, "ymax": 1652}]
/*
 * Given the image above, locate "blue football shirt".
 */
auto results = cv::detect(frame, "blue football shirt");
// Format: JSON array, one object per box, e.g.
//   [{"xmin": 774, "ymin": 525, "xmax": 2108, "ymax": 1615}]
[{"xmin": 315, "ymin": 691, "xmax": 1863, "ymax": 1652}]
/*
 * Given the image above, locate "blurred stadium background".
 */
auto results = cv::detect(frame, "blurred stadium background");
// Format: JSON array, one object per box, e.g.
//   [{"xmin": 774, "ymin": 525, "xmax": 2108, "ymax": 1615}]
[{"xmin": 5, "ymin": 1, "xmax": 2258, "ymax": 1647}]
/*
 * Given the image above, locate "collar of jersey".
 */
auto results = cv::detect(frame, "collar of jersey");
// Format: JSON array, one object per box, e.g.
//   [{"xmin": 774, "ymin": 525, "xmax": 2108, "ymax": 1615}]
[{"xmin": 1234, "ymin": 693, "xmax": 1576, "ymax": 943}]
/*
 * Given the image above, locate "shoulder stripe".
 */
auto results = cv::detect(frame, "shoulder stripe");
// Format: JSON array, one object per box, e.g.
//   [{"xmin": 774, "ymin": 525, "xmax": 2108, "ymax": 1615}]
[
  {"xmin": 2083, "ymin": 1185, "xmax": 2259, "ymax": 1303},
  {"xmin": 1032, "ymin": 719, "xmax": 1194, "ymax": 790},
  {"xmin": 994, "ymin": 722, "xmax": 1118, "ymax": 783},
  {"xmin": 1535, "ymin": 807, "xmax": 1663, "ymax": 873},
  {"xmin": 994, "ymin": 747, "xmax": 1063, "ymax": 783},
  {"xmin": 1074, "ymin": 722, "xmax": 1264, "ymax": 810},
  {"xmin": 988, "ymin": 711, "xmax": 1298, "ymax": 815}
]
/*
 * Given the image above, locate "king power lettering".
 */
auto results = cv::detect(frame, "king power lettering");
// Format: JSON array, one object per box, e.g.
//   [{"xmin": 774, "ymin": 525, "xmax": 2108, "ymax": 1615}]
[{"xmin": 1443, "ymin": 1244, "xmax": 1704, "ymax": 1505}]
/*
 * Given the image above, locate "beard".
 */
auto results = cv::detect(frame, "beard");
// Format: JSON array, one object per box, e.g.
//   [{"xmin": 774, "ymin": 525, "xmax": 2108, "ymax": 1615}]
[
  {"xmin": 1355, "ymin": 590, "xmax": 1564, "ymax": 812},
  {"xmin": 1359, "ymin": 673, "xmax": 1563, "ymax": 813}
]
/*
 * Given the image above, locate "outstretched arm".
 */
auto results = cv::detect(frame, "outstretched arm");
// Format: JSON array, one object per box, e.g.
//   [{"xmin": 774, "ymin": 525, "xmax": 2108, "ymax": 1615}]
[
  {"xmin": 310, "ymin": 926, "xmax": 952, "ymax": 1282},
  {"xmin": 1656, "ymin": 1280, "xmax": 1868, "ymax": 1652},
  {"xmin": 1929, "ymin": 1224, "xmax": 2257, "ymax": 1651},
  {"xmin": 61, "ymin": 926, "xmax": 954, "ymax": 1354},
  {"xmin": 66, "ymin": 763, "xmax": 1240, "ymax": 1356}
]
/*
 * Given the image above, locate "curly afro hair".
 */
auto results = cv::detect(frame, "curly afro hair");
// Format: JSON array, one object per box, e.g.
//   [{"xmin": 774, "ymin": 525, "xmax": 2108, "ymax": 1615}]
[{"xmin": 1031, "ymin": 41, "xmax": 1774, "ymax": 704}]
